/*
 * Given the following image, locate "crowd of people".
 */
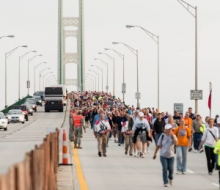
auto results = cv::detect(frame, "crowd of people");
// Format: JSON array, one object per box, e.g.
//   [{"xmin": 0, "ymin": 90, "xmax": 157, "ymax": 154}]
[{"xmin": 68, "ymin": 91, "xmax": 220, "ymax": 187}]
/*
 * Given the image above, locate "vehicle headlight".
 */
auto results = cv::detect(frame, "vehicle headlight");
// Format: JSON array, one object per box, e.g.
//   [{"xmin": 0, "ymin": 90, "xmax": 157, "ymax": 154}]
[
  {"xmin": 32, "ymin": 105, "xmax": 35, "ymax": 108},
  {"xmin": 39, "ymin": 100, "xmax": 42, "ymax": 103},
  {"xmin": 30, "ymin": 109, "xmax": 33, "ymax": 112}
]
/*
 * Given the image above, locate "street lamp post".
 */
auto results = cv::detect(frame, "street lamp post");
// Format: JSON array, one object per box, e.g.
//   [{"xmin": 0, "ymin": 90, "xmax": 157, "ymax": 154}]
[
  {"xmin": 27, "ymin": 54, "xmax": 42, "ymax": 95},
  {"xmin": 126, "ymin": 25, "xmax": 160, "ymax": 108},
  {"xmin": 5, "ymin": 45, "xmax": 27, "ymax": 108},
  {"xmin": 86, "ymin": 77, "xmax": 94, "ymax": 91},
  {"xmin": 42, "ymin": 72, "xmax": 53, "ymax": 90},
  {"xmin": 89, "ymin": 70, "xmax": 99, "ymax": 91},
  {"xmin": 18, "ymin": 50, "xmax": 36, "ymax": 100},
  {"xmin": 44, "ymin": 75, "xmax": 55, "ymax": 87},
  {"xmin": 105, "ymin": 48, "xmax": 125, "ymax": 102},
  {"xmin": 94, "ymin": 58, "xmax": 109, "ymax": 92},
  {"xmin": 98, "ymin": 53, "xmax": 115, "ymax": 97},
  {"xmin": 88, "ymin": 74, "xmax": 96, "ymax": 91},
  {"xmin": 113, "ymin": 42, "xmax": 140, "ymax": 108},
  {"xmin": 0, "ymin": 35, "xmax": 14, "ymax": 39},
  {"xmin": 34, "ymin": 62, "xmax": 47, "ymax": 92},
  {"xmin": 46, "ymin": 75, "xmax": 54, "ymax": 86},
  {"xmin": 47, "ymin": 78, "xmax": 55, "ymax": 86},
  {"xmin": 91, "ymin": 65, "xmax": 103, "ymax": 91},
  {"xmin": 39, "ymin": 68, "xmax": 50, "ymax": 90},
  {"xmin": 177, "ymin": 0, "xmax": 198, "ymax": 113}
]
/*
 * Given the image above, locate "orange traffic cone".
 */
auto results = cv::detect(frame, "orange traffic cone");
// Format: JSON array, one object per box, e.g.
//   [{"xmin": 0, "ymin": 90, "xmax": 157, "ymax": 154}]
[{"xmin": 62, "ymin": 129, "xmax": 68, "ymax": 164}]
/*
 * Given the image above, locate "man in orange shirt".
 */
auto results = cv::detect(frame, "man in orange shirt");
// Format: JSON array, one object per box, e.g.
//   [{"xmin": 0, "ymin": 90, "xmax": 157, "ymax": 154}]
[
  {"xmin": 174, "ymin": 118, "xmax": 190, "ymax": 174},
  {"xmin": 183, "ymin": 112, "xmax": 193, "ymax": 151}
]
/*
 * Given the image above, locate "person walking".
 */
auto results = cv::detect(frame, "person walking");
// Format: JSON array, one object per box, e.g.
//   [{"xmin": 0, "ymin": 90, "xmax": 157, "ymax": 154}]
[
  {"xmin": 173, "ymin": 118, "xmax": 190, "ymax": 174},
  {"xmin": 132, "ymin": 112, "xmax": 151, "ymax": 158},
  {"xmin": 94, "ymin": 113, "xmax": 111, "ymax": 157},
  {"xmin": 122, "ymin": 113, "xmax": 133, "ymax": 156},
  {"xmin": 116, "ymin": 110, "xmax": 127, "ymax": 146},
  {"xmin": 153, "ymin": 113, "xmax": 165, "ymax": 143},
  {"xmin": 73, "ymin": 110, "xmax": 86, "ymax": 149},
  {"xmin": 153, "ymin": 124, "xmax": 178, "ymax": 187},
  {"xmin": 183, "ymin": 112, "xmax": 193, "ymax": 152},
  {"xmin": 199, "ymin": 118, "xmax": 219, "ymax": 175},
  {"xmin": 192, "ymin": 114, "xmax": 203, "ymax": 153}
]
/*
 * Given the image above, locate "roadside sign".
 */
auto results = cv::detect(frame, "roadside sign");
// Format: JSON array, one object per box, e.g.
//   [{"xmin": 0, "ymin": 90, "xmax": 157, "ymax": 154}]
[
  {"xmin": 174, "ymin": 103, "xmax": 183, "ymax": 114},
  {"xmin": 27, "ymin": 81, "xmax": 30, "ymax": 88},
  {"xmin": 190, "ymin": 90, "xmax": 203, "ymax": 100},
  {"xmin": 135, "ymin": 92, "xmax": 141, "ymax": 99},
  {"xmin": 122, "ymin": 83, "xmax": 126, "ymax": 93}
]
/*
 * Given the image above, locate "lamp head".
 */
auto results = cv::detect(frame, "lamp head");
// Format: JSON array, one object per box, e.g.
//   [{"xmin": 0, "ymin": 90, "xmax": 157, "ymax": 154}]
[
  {"xmin": 38, "ymin": 54, "xmax": 42, "ymax": 56},
  {"xmin": 22, "ymin": 45, "xmax": 28, "ymax": 48},
  {"xmin": 126, "ymin": 25, "xmax": 134, "ymax": 29},
  {"xmin": 98, "ymin": 52, "xmax": 102, "ymax": 54},
  {"xmin": 32, "ymin": 51, "xmax": 37, "ymax": 53},
  {"xmin": 112, "ymin": 42, "xmax": 118, "ymax": 45},
  {"xmin": 104, "ymin": 48, "xmax": 110, "ymax": 50},
  {"xmin": 8, "ymin": 35, "xmax": 14, "ymax": 38}
]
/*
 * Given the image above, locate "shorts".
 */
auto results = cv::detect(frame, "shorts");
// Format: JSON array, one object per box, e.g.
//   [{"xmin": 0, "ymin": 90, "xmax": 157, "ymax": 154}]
[{"xmin": 137, "ymin": 132, "xmax": 146, "ymax": 143}]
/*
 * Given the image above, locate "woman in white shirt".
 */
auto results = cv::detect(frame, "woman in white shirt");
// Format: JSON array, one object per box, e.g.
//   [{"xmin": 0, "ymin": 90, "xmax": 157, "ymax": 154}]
[{"xmin": 199, "ymin": 118, "xmax": 219, "ymax": 175}]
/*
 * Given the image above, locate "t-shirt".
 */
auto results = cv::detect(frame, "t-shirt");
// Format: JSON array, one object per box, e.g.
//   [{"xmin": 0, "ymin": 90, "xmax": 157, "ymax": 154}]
[
  {"xmin": 116, "ymin": 116, "xmax": 127, "ymax": 131},
  {"xmin": 173, "ymin": 126, "xmax": 190, "ymax": 146},
  {"xmin": 202, "ymin": 127, "xmax": 219, "ymax": 148},
  {"xmin": 94, "ymin": 120, "xmax": 111, "ymax": 134},
  {"xmin": 157, "ymin": 134, "xmax": 177, "ymax": 158},
  {"xmin": 184, "ymin": 117, "xmax": 193, "ymax": 132},
  {"xmin": 132, "ymin": 119, "xmax": 150, "ymax": 133},
  {"xmin": 173, "ymin": 116, "xmax": 181, "ymax": 125}
]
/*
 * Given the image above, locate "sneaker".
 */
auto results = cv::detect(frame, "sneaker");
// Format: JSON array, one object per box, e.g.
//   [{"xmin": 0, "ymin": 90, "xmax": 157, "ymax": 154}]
[
  {"xmin": 98, "ymin": 152, "xmax": 101, "ymax": 157},
  {"xmin": 188, "ymin": 147, "xmax": 192, "ymax": 152},
  {"xmin": 134, "ymin": 152, "xmax": 137, "ymax": 157},
  {"xmin": 194, "ymin": 150, "xmax": 198, "ymax": 153},
  {"xmin": 78, "ymin": 146, "xmax": 82, "ymax": 149},
  {"xmin": 103, "ymin": 154, "xmax": 107, "ymax": 157},
  {"xmin": 164, "ymin": 184, "xmax": 168, "ymax": 187},
  {"xmin": 74, "ymin": 145, "xmax": 77, "ymax": 148},
  {"xmin": 209, "ymin": 172, "xmax": 212, "ymax": 175},
  {"xmin": 199, "ymin": 149, "xmax": 204, "ymax": 153},
  {"xmin": 141, "ymin": 153, "xmax": 145, "ymax": 158},
  {"xmin": 137, "ymin": 152, "xmax": 140, "ymax": 158},
  {"xmin": 182, "ymin": 171, "xmax": 186, "ymax": 175},
  {"xmin": 118, "ymin": 144, "xmax": 121, "ymax": 146},
  {"xmin": 176, "ymin": 171, "xmax": 181, "ymax": 175},
  {"xmin": 130, "ymin": 153, "xmax": 133, "ymax": 156},
  {"xmin": 125, "ymin": 151, "xmax": 128, "ymax": 155},
  {"xmin": 170, "ymin": 180, "xmax": 173, "ymax": 185}
]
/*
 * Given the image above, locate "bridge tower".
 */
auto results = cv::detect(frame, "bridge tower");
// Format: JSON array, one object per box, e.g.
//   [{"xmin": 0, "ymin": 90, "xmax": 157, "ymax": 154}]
[{"xmin": 57, "ymin": 0, "xmax": 85, "ymax": 90}]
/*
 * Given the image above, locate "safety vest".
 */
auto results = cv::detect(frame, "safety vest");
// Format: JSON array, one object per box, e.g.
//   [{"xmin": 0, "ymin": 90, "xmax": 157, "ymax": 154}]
[{"xmin": 73, "ymin": 115, "xmax": 83, "ymax": 127}]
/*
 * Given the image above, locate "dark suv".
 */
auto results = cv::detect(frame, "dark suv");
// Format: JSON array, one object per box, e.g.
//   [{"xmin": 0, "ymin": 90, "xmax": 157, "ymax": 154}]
[{"xmin": 13, "ymin": 105, "xmax": 29, "ymax": 121}]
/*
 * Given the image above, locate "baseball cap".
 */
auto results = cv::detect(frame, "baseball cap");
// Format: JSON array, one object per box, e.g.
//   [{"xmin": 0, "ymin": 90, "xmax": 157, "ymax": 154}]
[
  {"xmin": 217, "ymin": 118, "xmax": 220, "ymax": 124},
  {"xmin": 165, "ymin": 124, "xmax": 172, "ymax": 130},
  {"xmin": 139, "ymin": 112, "xmax": 144, "ymax": 117}
]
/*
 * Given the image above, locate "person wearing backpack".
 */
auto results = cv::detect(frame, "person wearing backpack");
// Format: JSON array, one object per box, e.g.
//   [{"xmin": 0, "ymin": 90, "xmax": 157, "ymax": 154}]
[
  {"xmin": 173, "ymin": 118, "xmax": 191, "ymax": 174},
  {"xmin": 153, "ymin": 124, "xmax": 178, "ymax": 187},
  {"xmin": 198, "ymin": 118, "xmax": 219, "ymax": 175}
]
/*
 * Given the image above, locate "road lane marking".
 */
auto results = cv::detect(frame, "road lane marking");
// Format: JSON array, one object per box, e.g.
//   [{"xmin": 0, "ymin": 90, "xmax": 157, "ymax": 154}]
[
  {"xmin": 212, "ymin": 183, "xmax": 219, "ymax": 187},
  {"xmin": 72, "ymin": 142, "xmax": 88, "ymax": 190},
  {"xmin": 187, "ymin": 169, "xmax": 195, "ymax": 174}
]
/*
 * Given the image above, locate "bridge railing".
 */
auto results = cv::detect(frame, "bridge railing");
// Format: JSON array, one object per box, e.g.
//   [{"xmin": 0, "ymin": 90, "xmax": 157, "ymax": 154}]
[
  {"xmin": 1, "ymin": 96, "xmax": 32, "ymax": 114},
  {"xmin": 0, "ymin": 130, "xmax": 59, "ymax": 190}
]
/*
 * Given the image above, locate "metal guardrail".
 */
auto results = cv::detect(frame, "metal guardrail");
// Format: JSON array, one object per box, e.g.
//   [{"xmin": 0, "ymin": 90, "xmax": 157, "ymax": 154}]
[{"xmin": 1, "ymin": 96, "xmax": 32, "ymax": 114}]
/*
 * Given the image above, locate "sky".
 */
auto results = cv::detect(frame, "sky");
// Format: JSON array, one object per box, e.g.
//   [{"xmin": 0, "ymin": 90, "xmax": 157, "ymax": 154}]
[{"xmin": 0, "ymin": 0, "xmax": 220, "ymax": 119}]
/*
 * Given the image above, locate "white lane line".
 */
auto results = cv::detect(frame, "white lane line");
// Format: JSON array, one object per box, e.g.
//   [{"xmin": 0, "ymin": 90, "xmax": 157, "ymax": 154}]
[
  {"xmin": 187, "ymin": 169, "xmax": 195, "ymax": 174},
  {"xmin": 212, "ymin": 183, "xmax": 219, "ymax": 187}
]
